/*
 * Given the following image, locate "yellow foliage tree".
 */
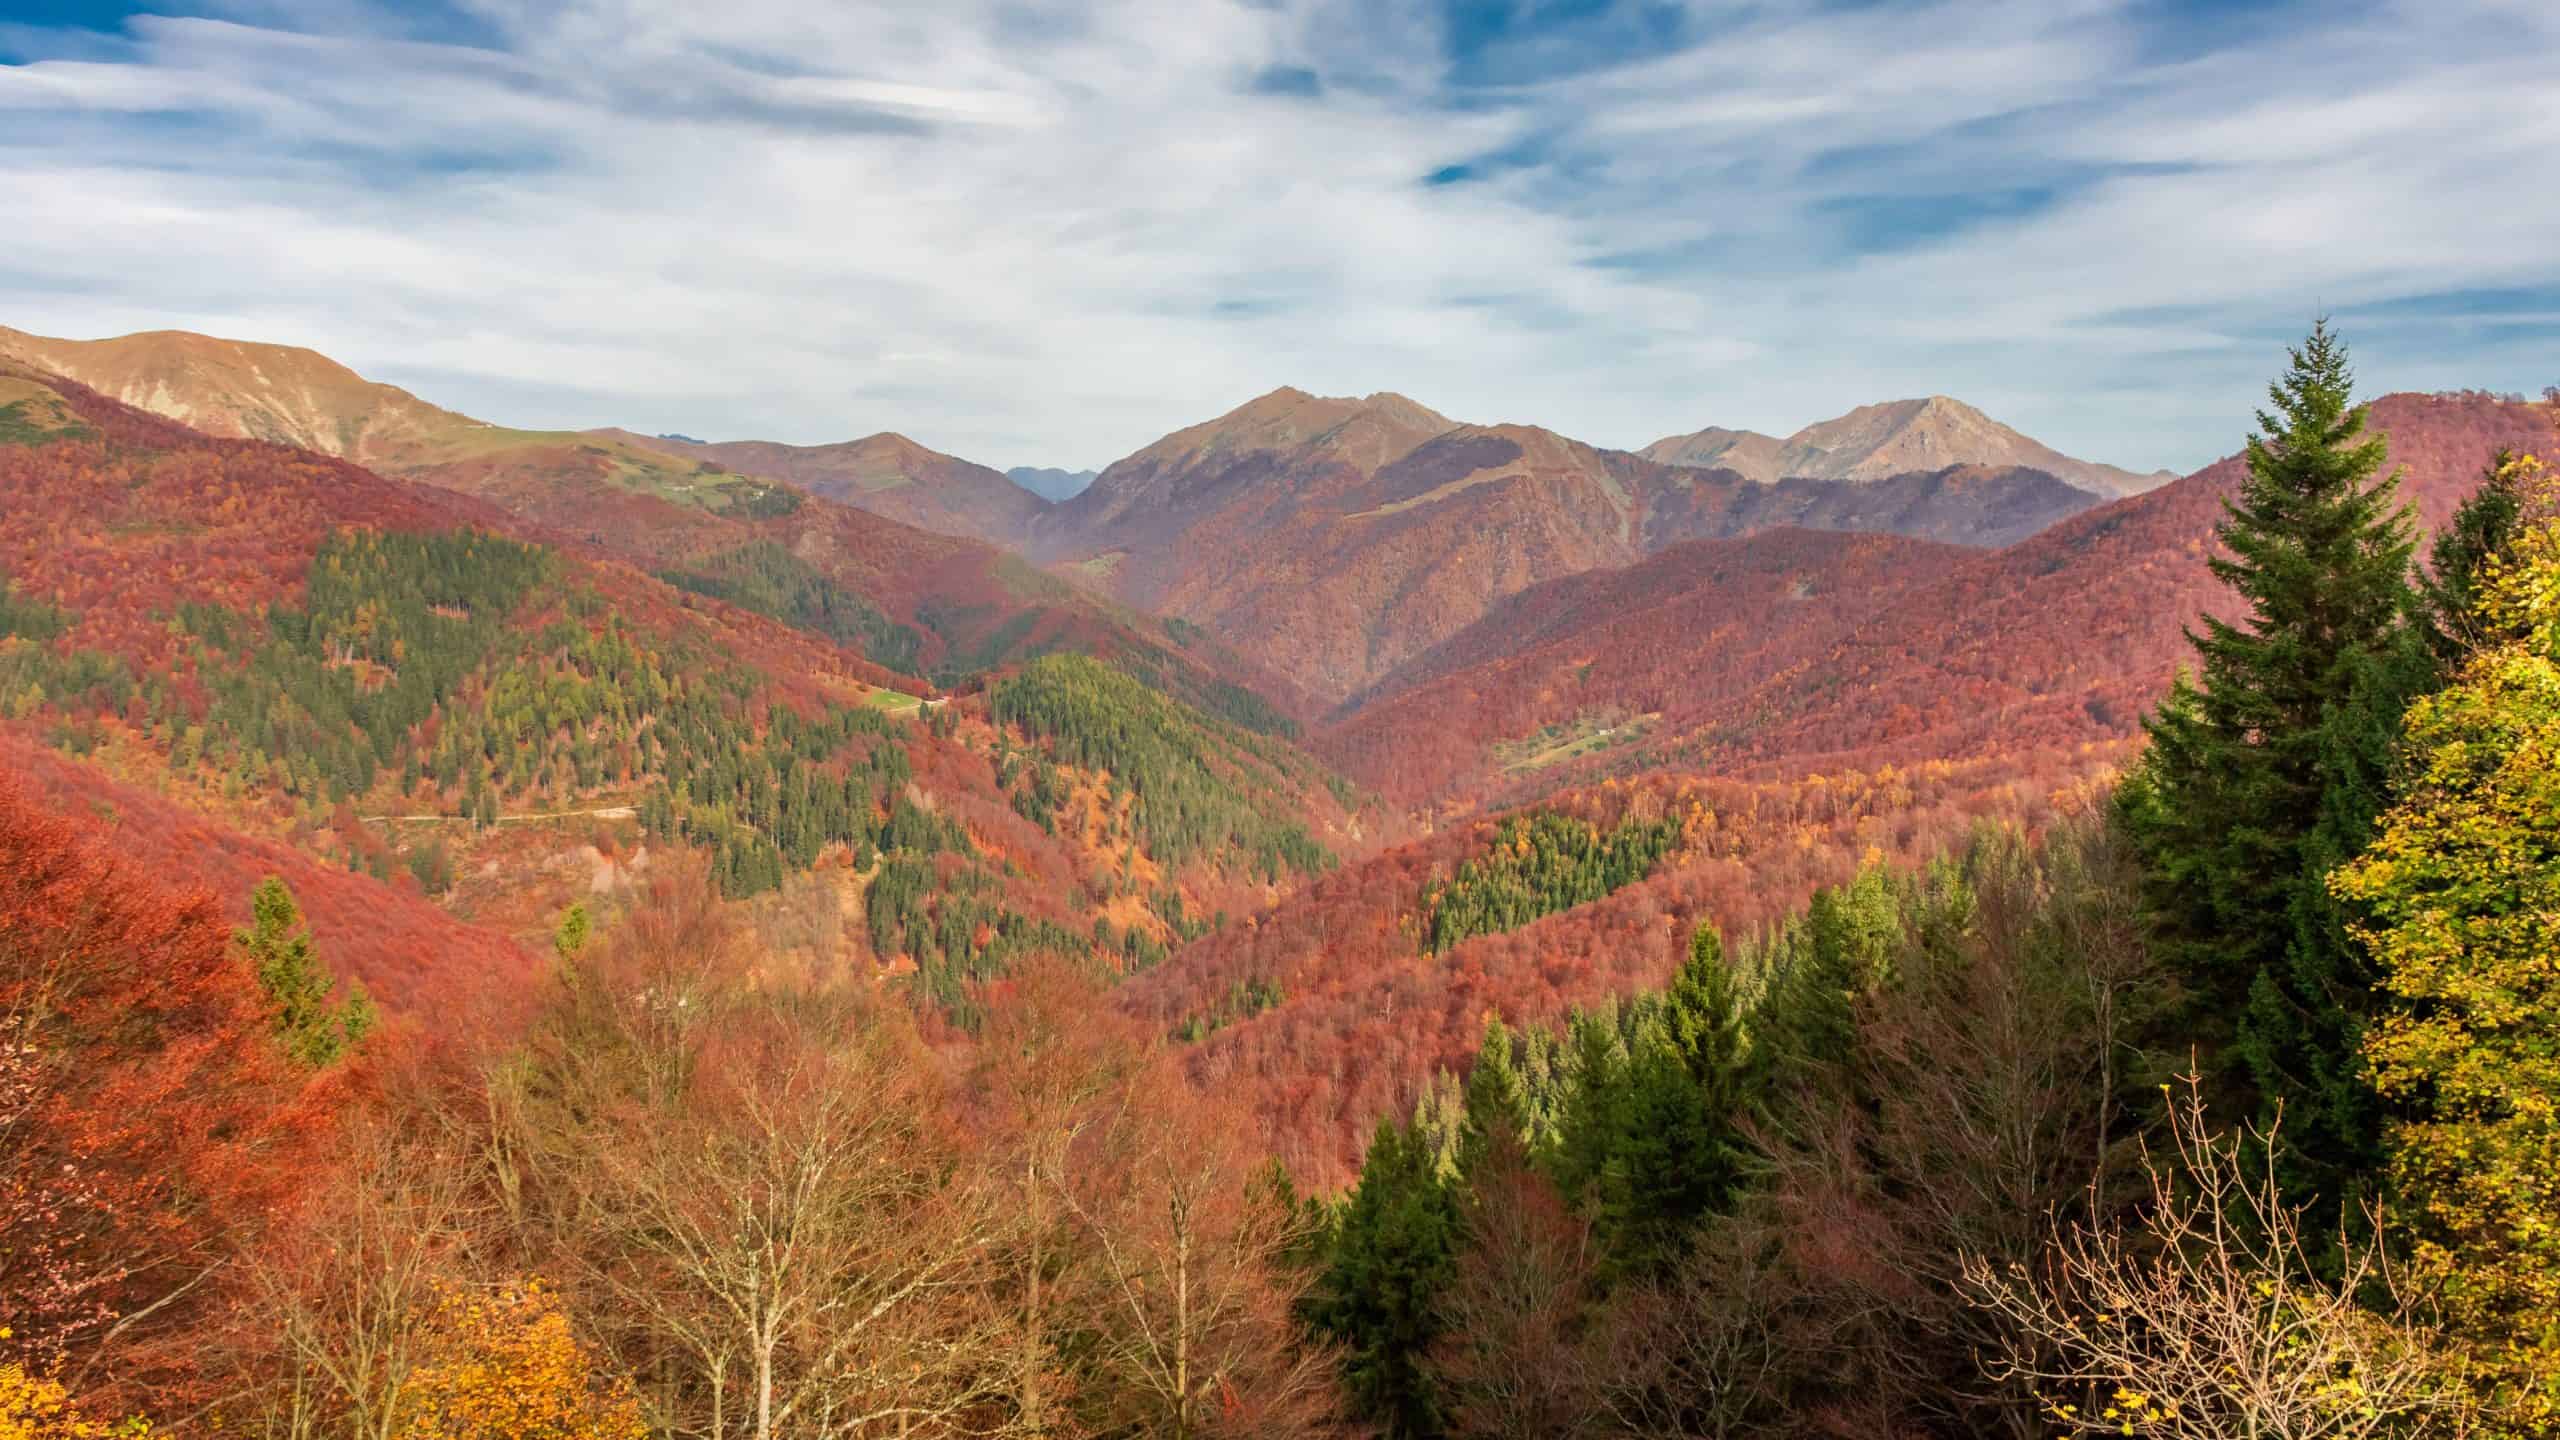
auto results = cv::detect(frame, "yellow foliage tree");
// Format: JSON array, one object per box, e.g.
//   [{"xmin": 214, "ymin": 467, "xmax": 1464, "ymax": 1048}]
[
  {"xmin": 395, "ymin": 1283, "xmax": 644, "ymax": 1440},
  {"xmin": 2334, "ymin": 453, "xmax": 2560, "ymax": 1435},
  {"xmin": 0, "ymin": 1331, "xmax": 145, "ymax": 1440}
]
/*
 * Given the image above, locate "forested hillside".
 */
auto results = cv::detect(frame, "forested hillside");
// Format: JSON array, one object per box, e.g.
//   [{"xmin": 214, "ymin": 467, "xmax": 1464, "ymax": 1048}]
[
  {"xmin": 0, "ymin": 327, "xmax": 1300, "ymax": 717},
  {"xmin": 1123, "ymin": 748, "xmax": 2119, "ymax": 1179},
  {"xmin": 1289, "ymin": 336, "xmax": 2560, "ymax": 1438},
  {"xmin": 0, "ymin": 369, "xmax": 1365, "ymax": 1017}
]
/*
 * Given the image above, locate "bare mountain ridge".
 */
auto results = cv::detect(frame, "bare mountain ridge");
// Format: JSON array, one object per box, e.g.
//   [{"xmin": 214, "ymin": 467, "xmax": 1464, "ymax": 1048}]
[
  {"xmin": 0, "ymin": 323, "xmax": 480, "ymax": 466},
  {"xmin": 1643, "ymin": 394, "xmax": 2176, "ymax": 498}
]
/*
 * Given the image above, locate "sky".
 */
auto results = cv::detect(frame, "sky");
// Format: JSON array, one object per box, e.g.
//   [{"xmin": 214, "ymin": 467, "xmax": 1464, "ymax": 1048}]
[{"xmin": 2, "ymin": 0, "xmax": 2556, "ymax": 473}]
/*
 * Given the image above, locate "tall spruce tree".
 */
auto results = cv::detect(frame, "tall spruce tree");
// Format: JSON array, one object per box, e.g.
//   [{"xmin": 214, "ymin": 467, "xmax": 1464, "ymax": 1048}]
[{"xmin": 2119, "ymin": 321, "xmax": 2415, "ymax": 1217}]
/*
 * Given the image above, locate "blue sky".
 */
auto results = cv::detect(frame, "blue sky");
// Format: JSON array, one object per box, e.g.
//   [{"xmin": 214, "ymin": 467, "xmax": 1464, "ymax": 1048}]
[{"xmin": 2, "ymin": 0, "xmax": 2554, "ymax": 471}]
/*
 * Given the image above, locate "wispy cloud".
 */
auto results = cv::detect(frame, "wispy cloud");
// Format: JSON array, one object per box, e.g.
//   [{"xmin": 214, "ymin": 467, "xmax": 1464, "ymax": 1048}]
[{"xmin": 1, "ymin": 0, "xmax": 2553, "ymax": 471}]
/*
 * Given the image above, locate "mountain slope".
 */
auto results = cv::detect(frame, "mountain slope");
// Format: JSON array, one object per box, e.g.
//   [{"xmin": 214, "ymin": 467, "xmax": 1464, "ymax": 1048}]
[
  {"xmin": 1330, "ymin": 391, "xmax": 2554, "ymax": 807},
  {"xmin": 0, "ymin": 323, "xmax": 475, "ymax": 464},
  {"xmin": 0, "ymin": 369, "xmax": 1362, "ymax": 1020},
  {"xmin": 1036, "ymin": 385, "xmax": 1460, "ymax": 571},
  {"xmin": 1643, "ymin": 394, "xmax": 2175, "ymax": 498},
  {"xmin": 1130, "ymin": 390, "xmax": 2549, "ymax": 1176}
]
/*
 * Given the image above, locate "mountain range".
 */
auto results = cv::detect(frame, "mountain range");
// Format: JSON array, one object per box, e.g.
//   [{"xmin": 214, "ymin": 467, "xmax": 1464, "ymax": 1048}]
[
  {"xmin": 0, "ymin": 323, "xmax": 1296, "ymax": 719},
  {"xmin": 3, "ymin": 324, "xmax": 2180, "ymax": 712},
  {"xmin": 1324, "ymin": 390, "xmax": 2547, "ymax": 810},
  {"xmin": 1024, "ymin": 386, "xmax": 2123, "ymax": 700}
]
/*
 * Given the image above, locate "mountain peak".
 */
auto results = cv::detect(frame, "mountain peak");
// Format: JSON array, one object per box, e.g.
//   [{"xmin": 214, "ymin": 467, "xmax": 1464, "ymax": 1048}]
[
  {"xmin": 1643, "ymin": 394, "xmax": 2171, "ymax": 499},
  {"xmin": 1126, "ymin": 386, "xmax": 1459, "ymax": 472},
  {"xmin": 850, "ymin": 430, "xmax": 937, "ymax": 459}
]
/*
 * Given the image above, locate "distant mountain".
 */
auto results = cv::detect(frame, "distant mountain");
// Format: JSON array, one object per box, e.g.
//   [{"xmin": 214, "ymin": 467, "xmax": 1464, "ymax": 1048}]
[
  {"xmin": 613, "ymin": 430, "xmax": 1051, "ymax": 547},
  {"xmin": 0, "ymin": 324, "xmax": 1050, "ymax": 548},
  {"xmin": 1008, "ymin": 465, "xmax": 1098, "ymax": 501},
  {"xmin": 1328, "ymin": 390, "xmax": 2555, "ymax": 806},
  {"xmin": 0, "ymin": 323, "xmax": 747, "ymax": 507},
  {"xmin": 1642, "ymin": 395, "xmax": 2176, "ymax": 499},
  {"xmin": 1031, "ymin": 386, "xmax": 2108, "ymax": 703},
  {"xmin": 1039, "ymin": 385, "xmax": 1460, "ymax": 558}
]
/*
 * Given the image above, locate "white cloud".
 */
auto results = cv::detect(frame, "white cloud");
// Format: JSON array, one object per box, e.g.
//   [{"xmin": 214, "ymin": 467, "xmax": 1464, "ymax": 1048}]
[{"xmin": 0, "ymin": 0, "xmax": 2553, "ymax": 473}]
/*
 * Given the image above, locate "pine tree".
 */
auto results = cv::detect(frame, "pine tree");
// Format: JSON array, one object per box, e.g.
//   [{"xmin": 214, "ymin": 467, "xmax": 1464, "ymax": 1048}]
[
  {"xmin": 238, "ymin": 876, "xmax": 374, "ymax": 1067},
  {"xmin": 1458, "ymin": 1017, "xmax": 1532, "ymax": 1177},
  {"xmin": 1305, "ymin": 1119, "xmax": 1460, "ymax": 1438},
  {"xmin": 1663, "ymin": 923, "xmax": 1754, "ymax": 1095},
  {"xmin": 1589, "ymin": 927, "xmax": 1757, "ymax": 1281},
  {"xmin": 1751, "ymin": 882, "xmax": 1875, "ymax": 1096},
  {"xmin": 1548, "ymin": 1003, "xmax": 1630, "ymax": 1204},
  {"xmin": 2119, "ymin": 321, "xmax": 2416, "ymax": 1213}
]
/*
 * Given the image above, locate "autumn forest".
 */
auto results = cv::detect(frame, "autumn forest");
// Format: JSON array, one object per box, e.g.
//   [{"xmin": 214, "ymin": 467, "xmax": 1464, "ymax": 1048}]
[{"xmin": 3, "ymin": 301, "xmax": 2557, "ymax": 1440}]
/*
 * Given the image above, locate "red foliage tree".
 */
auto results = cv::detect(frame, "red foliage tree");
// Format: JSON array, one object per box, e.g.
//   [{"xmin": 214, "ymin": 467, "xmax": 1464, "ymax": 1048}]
[{"xmin": 0, "ymin": 770, "xmax": 336, "ymax": 1407}]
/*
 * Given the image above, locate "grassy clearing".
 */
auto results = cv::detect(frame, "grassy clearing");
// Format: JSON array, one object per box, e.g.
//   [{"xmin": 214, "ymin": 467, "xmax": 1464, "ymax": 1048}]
[
  {"xmin": 863, "ymin": 686, "xmax": 927, "ymax": 717},
  {"xmin": 0, "ymin": 376, "xmax": 91, "ymax": 446},
  {"xmin": 1494, "ymin": 710, "xmax": 1656, "ymax": 774}
]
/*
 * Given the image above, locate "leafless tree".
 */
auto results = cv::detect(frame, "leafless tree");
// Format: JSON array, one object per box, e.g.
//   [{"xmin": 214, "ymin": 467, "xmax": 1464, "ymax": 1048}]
[
  {"xmin": 552, "ymin": 1001, "xmax": 1017, "ymax": 1440},
  {"xmin": 1065, "ymin": 1055, "xmax": 1348, "ymax": 1439},
  {"xmin": 1427, "ymin": 1131, "xmax": 1603, "ymax": 1440},
  {"xmin": 1962, "ymin": 1080, "xmax": 2476, "ymax": 1440},
  {"xmin": 239, "ymin": 1128, "xmax": 481, "ymax": 1440}
]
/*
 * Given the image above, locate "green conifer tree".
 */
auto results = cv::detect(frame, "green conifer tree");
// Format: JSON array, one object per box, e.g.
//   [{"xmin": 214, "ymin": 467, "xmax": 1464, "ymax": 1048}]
[
  {"xmin": 1458, "ymin": 1017, "xmax": 1533, "ymax": 1177},
  {"xmin": 2119, "ymin": 321, "xmax": 2416, "ymax": 1214},
  {"xmin": 553, "ymin": 902, "xmax": 592, "ymax": 965},
  {"xmin": 239, "ymin": 876, "xmax": 374, "ymax": 1067},
  {"xmin": 1590, "ymin": 926, "xmax": 1757, "ymax": 1280},
  {"xmin": 1305, "ymin": 1119, "xmax": 1460, "ymax": 1438},
  {"xmin": 2420, "ymin": 451, "xmax": 2534, "ymax": 662}
]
